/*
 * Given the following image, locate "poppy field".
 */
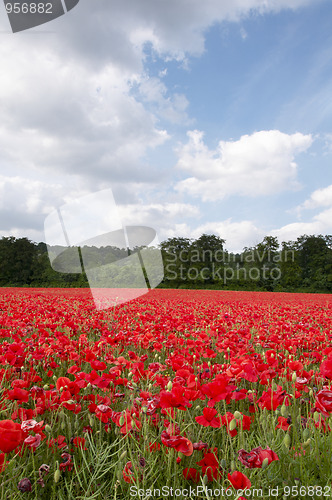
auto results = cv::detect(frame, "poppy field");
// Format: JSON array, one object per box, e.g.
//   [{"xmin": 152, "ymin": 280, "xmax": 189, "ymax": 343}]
[{"xmin": 0, "ymin": 288, "xmax": 332, "ymax": 499}]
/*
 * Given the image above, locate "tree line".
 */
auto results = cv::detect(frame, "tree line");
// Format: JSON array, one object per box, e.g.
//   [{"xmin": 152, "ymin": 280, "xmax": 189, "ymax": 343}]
[{"xmin": 0, "ymin": 234, "xmax": 331, "ymax": 292}]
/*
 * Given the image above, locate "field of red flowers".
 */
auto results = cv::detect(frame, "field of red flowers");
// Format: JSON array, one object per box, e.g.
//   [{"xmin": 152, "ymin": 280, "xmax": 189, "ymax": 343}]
[{"xmin": 0, "ymin": 288, "xmax": 332, "ymax": 499}]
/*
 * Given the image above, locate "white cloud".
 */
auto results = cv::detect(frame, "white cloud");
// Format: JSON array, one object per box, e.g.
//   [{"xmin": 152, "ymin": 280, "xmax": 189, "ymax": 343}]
[
  {"xmin": 193, "ymin": 219, "xmax": 263, "ymax": 253},
  {"xmin": 152, "ymin": 217, "xmax": 263, "ymax": 253},
  {"xmin": 271, "ymin": 183, "xmax": 332, "ymax": 242},
  {"xmin": 270, "ymin": 207, "xmax": 332, "ymax": 242},
  {"xmin": 118, "ymin": 202, "xmax": 200, "ymax": 233},
  {"xmin": 0, "ymin": 43, "xmax": 168, "ymax": 184},
  {"xmin": 124, "ymin": 0, "xmax": 321, "ymax": 60},
  {"xmin": 299, "ymin": 184, "xmax": 332, "ymax": 210},
  {"xmin": 136, "ymin": 75, "xmax": 190, "ymax": 124},
  {"xmin": 175, "ymin": 130, "xmax": 313, "ymax": 201},
  {"xmin": 0, "ymin": 175, "xmax": 63, "ymax": 216}
]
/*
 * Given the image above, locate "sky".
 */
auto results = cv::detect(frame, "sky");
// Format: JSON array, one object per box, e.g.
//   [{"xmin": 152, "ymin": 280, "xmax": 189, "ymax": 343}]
[{"xmin": 0, "ymin": 0, "xmax": 331, "ymax": 252}]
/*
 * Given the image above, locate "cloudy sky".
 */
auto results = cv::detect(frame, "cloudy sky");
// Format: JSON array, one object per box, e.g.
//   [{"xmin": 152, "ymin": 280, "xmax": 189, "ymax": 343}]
[{"xmin": 0, "ymin": 0, "xmax": 331, "ymax": 252}]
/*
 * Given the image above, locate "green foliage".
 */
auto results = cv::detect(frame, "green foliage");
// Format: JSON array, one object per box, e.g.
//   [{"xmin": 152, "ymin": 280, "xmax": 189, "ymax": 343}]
[
  {"xmin": 160, "ymin": 233, "xmax": 332, "ymax": 293},
  {"xmin": 0, "ymin": 234, "xmax": 331, "ymax": 292}
]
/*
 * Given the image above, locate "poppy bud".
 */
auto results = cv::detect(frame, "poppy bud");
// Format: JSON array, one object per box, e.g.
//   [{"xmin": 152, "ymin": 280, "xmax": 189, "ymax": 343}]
[
  {"xmin": 166, "ymin": 381, "xmax": 172, "ymax": 391},
  {"xmin": 54, "ymin": 469, "xmax": 61, "ymax": 483},
  {"xmin": 233, "ymin": 411, "xmax": 242, "ymax": 419},
  {"xmin": 303, "ymin": 438, "xmax": 311, "ymax": 448},
  {"xmin": 119, "ymin": 416, "xmax": 125, "ymax": 427},
  {"xmin": 44, "ymin": 425, "xmax": 52, "ymax": 433},
  {"xmin": 309, "ymin": 389, "xmax": 313, "ymax": 398},
  {"xmin": 128, "ymin": 372, "xmax": 133, "ymax": 379},
  {"xmin": 18, "ymin": 478, "xmax": 32, "ymax": 492},
  {"xmin": 280, "ymin": 404, "xmax": 288, "ymax": 417},
  {"xmin": 261, "ymin": 457, "xmax": 269, "ymax": 470},
  {"xmin": 43, "ymin": 384, "xmax": 49, "ymax": 390},
  {"xmin": 54, "ymin": 462, "xmax": 61, "ymax": 483},
  {"xmin": 230, "ymin": 460, "xmax": 236, "ymax": 471},
  {"xmin": 272, "ymin": 382, "xmax": 278, "ymax": 391},
  {"xmin": 120, "ymin": 450, "xmax": 127, "ymax": 460},
  {"xmin": 292, "ymin": 372, "xmax": 297, "ymax": 383},
  {"xmin": 202, "ymin": 474, "xmax": 209, "ymax": 485},
  {"xmin": 131, "ymin": 419, "xmax": 136, "ymax": 430},
  {"xmin": 283, "ymin": 433, "xmax": 291, "ymax": 448},
  {"xmin": 229, "ymin": 419, "xmax": 237, "ymax": 431},
  {"xmin": 220, "ymin": 459, "xmax": 227, "ymax": 469},
  {"xmin": 313, "ymin": 411, "xmax": 321, "ymax": 423}
]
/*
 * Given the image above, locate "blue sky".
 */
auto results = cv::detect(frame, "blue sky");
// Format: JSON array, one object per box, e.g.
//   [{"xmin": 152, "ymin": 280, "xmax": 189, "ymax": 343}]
[{"xmin": 0, "ymin": 0, "xmax": 331, "ymax": 251}]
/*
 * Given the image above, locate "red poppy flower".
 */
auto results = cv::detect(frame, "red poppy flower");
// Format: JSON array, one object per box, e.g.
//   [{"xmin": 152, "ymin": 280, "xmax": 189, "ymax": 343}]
[
  {"xmin": 47, "ymin": 435, "xmax": 67, "ymax": 450},
  {"xmin": 195, "ymin": 408, "xmax": 221, "ymax": 428},
  {"xmin": 72, "ymin": 437, "xmax": 87, "ymax": 450},
  {"xmin": 320, "ymin": 357, "xmax": 332, "ymax": 379},
  {"xmin": 123, "ymin": 461, "xmax": 135, "ymax": 484},
  {"xmin": 183, "ymin": 468, "xmax": 200, "ymax": 483},
  {"xmin": 21, "ymin": 419, "xmax": 43, "ymax": 433},
  {"xmin": 257, "ymin": 386, "xmax": 288, "ymax": 411},
  {"xmin": 193, "ymin": 441, "xmax": 208, "ymax": 451},
  {"xmin": 0, "ymin": 420, "xmax": 26, "ymax": 453},
  {"xmin": 238, "ymin": 447, "xmax": 279, "ymax": 468},
  {"xmin": 196, "ymin": 452, "xmax": 222, "ymax": 481},
  {"xmin": 161, "ymin": 431, "xmax": 193, "ymax": 456},
  {"xmin": 90, "ymin": 360, "xmax": 107, "ymax": 371},
  {"xmin": 59, "ymin": 452, "xmax": 73, "ymax": 471},
  {"xmin": 56, "ymin": 377, "xmax": 71, "ymax": 391},
  {"xmin": 24, "ymin": 434, "xmax": 42, "ymax": 451},
  {"xmin": 95, "ymin": 404, "xmax": 113, "ymax": 423},
  {"xmin": 6, "ymin": 388, "xmax": 29, "ymax": 403},
  {"xmin": 276, "ymin": 416, "xmax": 290, "ymax": 430},
  {"xmin": 315, "ymin": 388, "xmax": 332, "ymax": 416},
  {"xmin": 228, "ymin": 471, "xmax": 251, "ymax": 490},
  {"xmin": 201, "ymin": 377, "xmax": 235, "ymax": 407},
  {"xmin": 159, "ymin": 386, "xmax": 192, "ymax": 411}
]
